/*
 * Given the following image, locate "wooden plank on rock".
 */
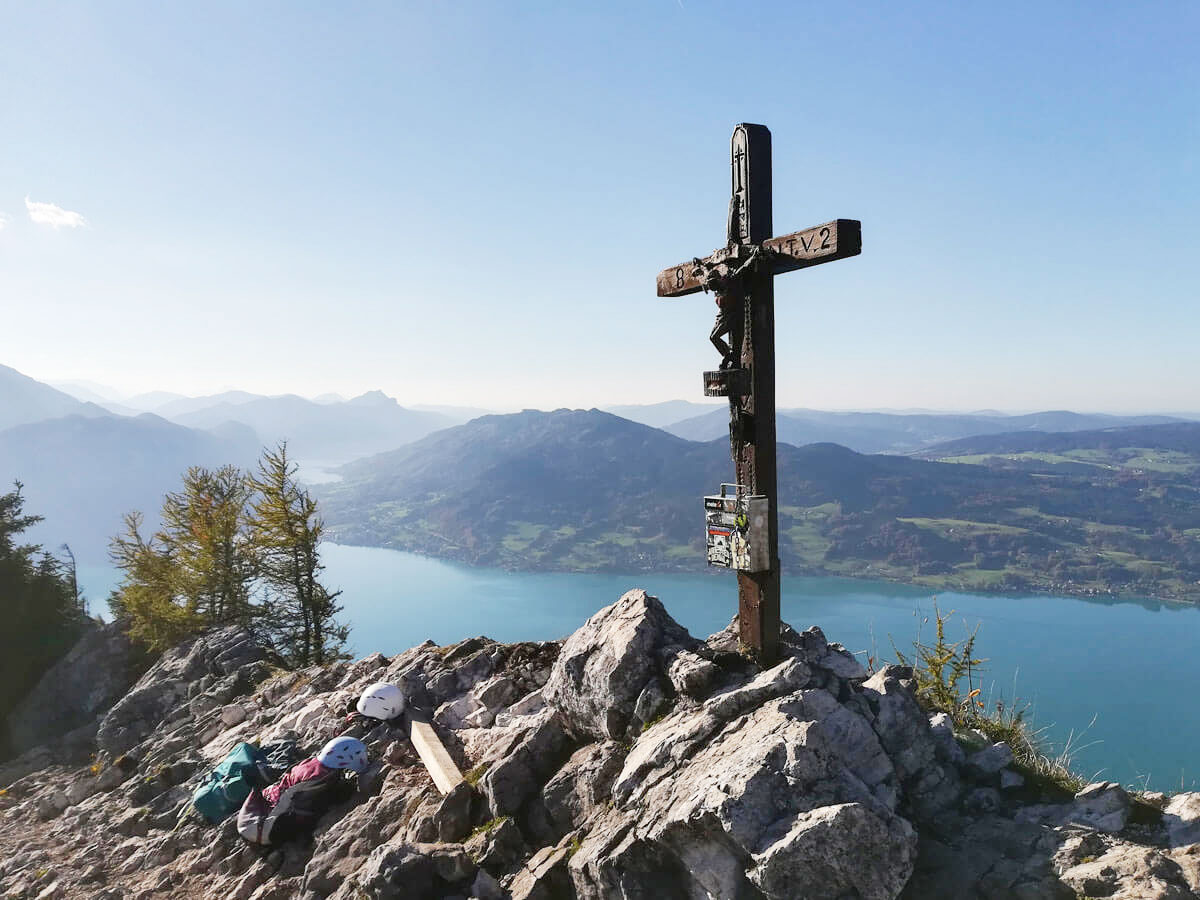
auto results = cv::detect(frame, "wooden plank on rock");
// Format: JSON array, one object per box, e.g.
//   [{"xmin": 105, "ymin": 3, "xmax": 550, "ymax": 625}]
[{"xmin": 408, "ymin": 718, "xmax": 464, "ymax": 795}]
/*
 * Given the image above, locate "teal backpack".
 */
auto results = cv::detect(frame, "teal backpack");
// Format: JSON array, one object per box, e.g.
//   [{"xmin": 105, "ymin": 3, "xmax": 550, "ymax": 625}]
[{"xmin": 192, "ymin": 742, "xmax": 271, "ymax": 824}]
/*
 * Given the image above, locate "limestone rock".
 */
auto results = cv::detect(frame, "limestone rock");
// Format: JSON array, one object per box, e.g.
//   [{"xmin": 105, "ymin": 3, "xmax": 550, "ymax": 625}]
[
  {"xmin": 1000, "ymin": 768, "xmax": 1025, "ymax": 790},
  {"xmin": 510, "ymin": 839, "xmax": 575, "ymax": 900},
  {"xmin": 219, "ymin": 704, "xmax": 248, "ymax": 728},
  {"xmin": 3, "ymin": 591, "xmax": 1200, "ymax": 900},
  {"xmin": 495, "ymin": 688, "xmax": 546, "ymax": 729},
  {"xmin": 964, "ymin": 786, "xmax": 1002, "ymax": 814},
  {"xmin": 1058, "ymin": 842, "xmax": 1195, "ymax": 900},
  {"xmin": 541, "ymin": 742, "xmax": 626, "ymax": 838},
  {"xmin": 1165, "ymin": 792, "xmax": 1200, "ymax": 848},
  {"xmin": 352, "ymin": 841, "xmax": 438, "ymax": 897},
  {"xmin": 927, "ymin": 712, "xmax": 966, "ymax": 766},
  {"xmin": 576, "ymin": 688, "xmax": 910, "ymax": 900},
  {"xmin": 475, "ymin": 676, "xmax": 519, "ymax": 713},
  {"xmin": 480, "ymin": 713, "xmax": 569, "ymax": 817},
  {"xmin": 862, "ymin": 666, "xmax": 955, "ymax": 817},
  {"xmin": 5, "ymin": 620, "xmax": 134, "ymax": 757},
  {"xmin": 437, "ymin": 694, "xmax": 486, "ymax": 731},
  {"xmin": 97, "ymin": 627, "xmax": 267, "ymax": 756},
  {"xmin": 966, "ymin": 741, "xmax": 1014, "ymax": 778},
  {"xmin": 1171, "ymin": 843, "xmax": 1200, "ymax": 894},
  {"xmin": 432, "ymin": 782, "xmax": 478, "ymax": 843},
  {"xmin": 666, "ymin": 650, "xmax": 719, "ymax": 699},
  {"xmin": 64, "ymin": 776, "xmax": 97, "ymax": 807},
  {"xmin": 1067, "ymin": 781, "xmax": 1131, "ymax": 833},
  {"xmin": 750, "ymin": 802, "xmax": 917, "ymax": 900},
  {"xmin": 703, "ymin": 655, "xmax": 810, "ymax": 720},
  {"xmin": 813, "ymin": 643, "xmax": 869, "ymax": 681},
  {"xmin": 36, "ymin": 790, "xmax": 69, "ymax": 820},
  {"xmin": 543, "ymin": 589, "xmax": 697, "ymax": 742},
  {"xmin": 904, "ymin": 812, "xmax": 1066, "ymax": 900},
  {"xmin": 464, "ymin": 815, "xmax": 525, "ymax": 872}
]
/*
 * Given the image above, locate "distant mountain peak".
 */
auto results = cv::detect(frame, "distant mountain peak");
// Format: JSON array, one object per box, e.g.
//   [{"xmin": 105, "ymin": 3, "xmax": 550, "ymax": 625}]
[
  {"xmin": 311, "ymin": 392, "xmax": 347, "ymax": 405},
  {"xmin": 0, "ymin": 363, "xmax": 107, "ymax": 431},
  {"xmin": 347, "ymin": 390, "xmax": 397, "ymax": 408}
]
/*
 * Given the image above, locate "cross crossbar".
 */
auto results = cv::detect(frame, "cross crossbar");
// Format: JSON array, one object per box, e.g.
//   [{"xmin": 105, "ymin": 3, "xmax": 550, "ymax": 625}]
[{"xmin": 656, "ymin": 219, "xmax": 862, "ymax": 298}]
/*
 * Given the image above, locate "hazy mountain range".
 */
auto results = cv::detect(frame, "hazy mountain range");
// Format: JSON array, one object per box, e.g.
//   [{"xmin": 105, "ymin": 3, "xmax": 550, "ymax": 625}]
[
  {"xmin": 666, "ymin": 407, "xmax": 1188, "ymax": 453},
  {"xmin": 9, "ymin": 362, "xmax": 1200, "ymax": 594},
  {"xmin": 914, "ymin": 421, "xmax": 1200, "ymax": 459},
  {"xmin": 169, "ymin": 391, "xmax": 452, "ymax": 464},
  {"xmin": 1, "ymin": 367, "xmax": 455, "ymax": 561},
  {"xmin": 601, "ymin": 400, "xmax": 724, "ymax": 429},
  {"xmin": 51, "ymin": 382, "xmax": 460, "ymax": 461},
  {"xmin": 0, "ymin": 413, "xmax": 259, "ymax": 561},
  {"xmin": 46, "ymin": 374, "xmax": 1192, "ymax": 455},
  {"xmin": 0, "ymin": 365, "xmax": 111, "ymax": 431}
]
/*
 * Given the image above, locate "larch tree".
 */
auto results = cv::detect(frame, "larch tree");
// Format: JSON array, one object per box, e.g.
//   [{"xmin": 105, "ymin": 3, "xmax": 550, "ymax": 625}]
[
  {"xmin": 108, "ymin": 447, "xmax": 347, "ymax": 665},
  {"xmin": 108, "ymin": 510, "xmax": 204, "ymax": 652},
  {"xmin": 159, "ymin": 465, "xmax": 256, "ymax": 627},
  {"xmin": 248, "ymin": 443, "xmax": 347, "ymax": 666}
]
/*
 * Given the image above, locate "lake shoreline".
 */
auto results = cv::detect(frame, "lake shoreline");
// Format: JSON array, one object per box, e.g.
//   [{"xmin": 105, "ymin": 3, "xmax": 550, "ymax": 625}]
[
  {"xmin": 326, "ymin": 538, "xmax": 1195, "ymax": 610},
  {"xmin": 81, "ymin": 543, "xmax": 1200, "ymax": 790}
]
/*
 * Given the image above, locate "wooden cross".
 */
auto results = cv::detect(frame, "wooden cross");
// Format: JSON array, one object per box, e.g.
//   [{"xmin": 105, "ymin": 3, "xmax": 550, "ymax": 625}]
[{"xmin": 656, "ymin": 123, "xmax": 862, "ymax": 664}]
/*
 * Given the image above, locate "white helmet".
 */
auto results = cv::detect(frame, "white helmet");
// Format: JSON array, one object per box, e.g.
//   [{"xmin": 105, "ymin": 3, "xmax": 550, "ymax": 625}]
[
  {"xmin": 317, "ymin": 736, "xmax": 369, "ymax": 774},
  {"xmin": 357, "ymin": 682, "xmax": 406, "ymax": 721}
]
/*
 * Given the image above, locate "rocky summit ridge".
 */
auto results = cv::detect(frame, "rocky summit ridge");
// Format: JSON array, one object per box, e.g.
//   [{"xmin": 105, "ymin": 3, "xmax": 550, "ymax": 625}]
[{"xmin": 1, "ymin": 589, "xmax": 1199, "ymax": 899}]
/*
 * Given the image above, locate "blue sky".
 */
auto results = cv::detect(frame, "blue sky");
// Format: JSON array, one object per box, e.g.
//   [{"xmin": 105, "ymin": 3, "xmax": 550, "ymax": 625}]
[{"xmin": 2, "ymin": 1, "xmax": 1197, "ymax": 411}]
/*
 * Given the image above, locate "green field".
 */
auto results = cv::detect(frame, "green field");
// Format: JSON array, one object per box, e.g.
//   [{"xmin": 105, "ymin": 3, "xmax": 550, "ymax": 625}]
[
  {"xmin": 898, "ymin": 517, "xmax": 1028, "ymax": 537},
  {"xmin": 936, "ymin": 446, "xmax": 1200, "ymax": 475}
]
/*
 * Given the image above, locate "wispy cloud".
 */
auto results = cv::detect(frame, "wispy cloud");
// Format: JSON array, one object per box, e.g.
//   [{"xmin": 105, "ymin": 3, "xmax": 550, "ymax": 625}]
[
  {"xmin": 0, "ymin": 213, "xmax": 9, "ymax": 230},
  {"xmin": 25, "ymin": 197, "xmax": 87, "ymax": 229}
]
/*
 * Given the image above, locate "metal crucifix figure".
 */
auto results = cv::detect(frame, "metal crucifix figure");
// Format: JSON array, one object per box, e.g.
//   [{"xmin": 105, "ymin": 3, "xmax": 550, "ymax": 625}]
[
  {"xmin": 656, "ymin": 123, "xmax": 862, "ymax": 664},
  {"xmin": 707, "ymin": 194, "xmax": 753, "ymax": 370}
]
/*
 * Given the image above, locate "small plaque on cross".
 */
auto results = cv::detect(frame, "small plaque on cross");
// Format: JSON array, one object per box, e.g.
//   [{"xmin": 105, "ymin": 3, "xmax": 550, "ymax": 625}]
[{"xmin": 703, "ymin": 368, "xmax": 751, "ymax": 398}]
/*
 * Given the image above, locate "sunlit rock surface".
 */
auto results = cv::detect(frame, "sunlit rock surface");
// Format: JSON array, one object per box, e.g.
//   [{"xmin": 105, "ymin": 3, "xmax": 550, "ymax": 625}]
[{"xmin": 1, "ymin": 588, "xmax": 1198, "ymax": 899}]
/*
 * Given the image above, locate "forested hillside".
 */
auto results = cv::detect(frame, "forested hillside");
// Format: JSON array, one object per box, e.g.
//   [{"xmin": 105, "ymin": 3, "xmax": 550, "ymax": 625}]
[
  {"xmin": 0, "ymin": 486, "xmax": 87, "ymax": 753},
  {"xmin": 322, "ymin": 411, "xmax": 1200, "ymax": 600}
]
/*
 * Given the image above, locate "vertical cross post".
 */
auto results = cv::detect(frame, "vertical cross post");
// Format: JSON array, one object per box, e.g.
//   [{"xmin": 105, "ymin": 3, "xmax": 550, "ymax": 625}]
[
  {"xmin": 730, "ymin": 124, "xmax": 780, "ymax": 664},
  {"xmin": 656, "ymin": 124, "xmax": 861, "ymax": 669}
]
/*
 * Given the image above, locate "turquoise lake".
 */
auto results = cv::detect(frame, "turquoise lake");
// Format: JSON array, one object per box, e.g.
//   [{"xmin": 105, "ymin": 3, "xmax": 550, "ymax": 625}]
[{"xmin": 78, "ymin": 543, "xmax": 1200, "ymax": 792}]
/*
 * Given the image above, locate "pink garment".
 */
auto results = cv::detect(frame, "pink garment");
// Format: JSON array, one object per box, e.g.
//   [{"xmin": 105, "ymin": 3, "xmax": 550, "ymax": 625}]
[{"xmin": 264, "ymin": 758, "xmax": 333, "ymax": 807}]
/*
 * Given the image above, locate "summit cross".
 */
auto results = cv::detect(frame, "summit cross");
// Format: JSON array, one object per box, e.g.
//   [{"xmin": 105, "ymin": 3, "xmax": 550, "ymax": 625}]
[{"xmin": 655, "ymin": 123, "xmax": 862, "ymax": 664}]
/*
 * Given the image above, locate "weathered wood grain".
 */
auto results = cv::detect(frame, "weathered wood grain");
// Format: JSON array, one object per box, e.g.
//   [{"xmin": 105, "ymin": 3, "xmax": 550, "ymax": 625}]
[
  {"xmin": 764, "ymin": 219, "xmax": 862, "ymax": 274},
  {"xmin": 655, "ymin": 219, "xmax": 861, "ymax": 298},
  {"xmin": 655, "ymin": 245, "xmax": 737, "ymax": 298}
]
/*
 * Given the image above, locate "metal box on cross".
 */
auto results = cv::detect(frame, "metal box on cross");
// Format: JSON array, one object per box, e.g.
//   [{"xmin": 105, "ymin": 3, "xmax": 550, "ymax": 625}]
[
  {"xmin": 703, "ymin": 368, "xmax": 751, "ymax": 398},
  {"xmin": 705, "ymin": 485, "xmax": 769, "ymax": 573}
]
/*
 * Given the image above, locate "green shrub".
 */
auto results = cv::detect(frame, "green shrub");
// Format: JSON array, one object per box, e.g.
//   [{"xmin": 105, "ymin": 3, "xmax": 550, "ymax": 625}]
[
  {"xmin": 894, "ymin": 601, "xmax": 1088, "ymax": 797},
  {"xmin": 463, "ymin": 764, "xmax": 489, "ymax": 786}
]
